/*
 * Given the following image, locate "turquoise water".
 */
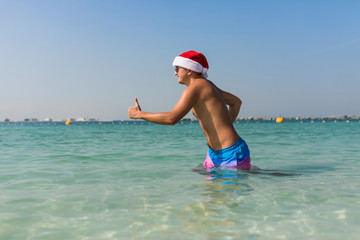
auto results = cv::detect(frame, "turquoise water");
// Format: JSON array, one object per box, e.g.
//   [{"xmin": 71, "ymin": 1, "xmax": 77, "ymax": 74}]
[{"xmin": 1, "ymin": 120, "xmax": 359, "ymax": 239}]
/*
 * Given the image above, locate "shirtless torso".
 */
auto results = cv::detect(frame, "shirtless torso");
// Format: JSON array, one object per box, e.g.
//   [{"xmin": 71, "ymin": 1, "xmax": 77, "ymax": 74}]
[{"xmin": 190, "ymin": 78, "xmax": 240, "ymax": 150}]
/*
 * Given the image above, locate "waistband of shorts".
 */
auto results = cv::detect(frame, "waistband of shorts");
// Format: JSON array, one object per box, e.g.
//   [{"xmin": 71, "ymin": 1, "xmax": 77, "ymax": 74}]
[{"xmin": 209, "ymin": 137, "xmax": 243, "ymax": 154}]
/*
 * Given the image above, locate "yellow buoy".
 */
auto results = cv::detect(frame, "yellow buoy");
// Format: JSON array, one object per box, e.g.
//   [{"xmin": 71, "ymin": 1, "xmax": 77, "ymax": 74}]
[
  {"xmin": 65, "ymin": 120, "xmax": 72, "ymax": 125},
  {"xmin": 276, "ymin": 117, "xmax": 284, "ymax": 123}
]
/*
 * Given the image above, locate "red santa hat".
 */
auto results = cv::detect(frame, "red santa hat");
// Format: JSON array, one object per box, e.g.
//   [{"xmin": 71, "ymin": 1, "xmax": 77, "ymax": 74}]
[{"xmin": 172, "ymin": 50, "xmax": 209, "ymax": 78}]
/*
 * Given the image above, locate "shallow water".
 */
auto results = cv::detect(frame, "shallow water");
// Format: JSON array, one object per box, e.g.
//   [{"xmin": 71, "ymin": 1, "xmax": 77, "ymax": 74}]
[{"xmin": 1, "ymin": 120, "xmax": 359, "ymax": 239}]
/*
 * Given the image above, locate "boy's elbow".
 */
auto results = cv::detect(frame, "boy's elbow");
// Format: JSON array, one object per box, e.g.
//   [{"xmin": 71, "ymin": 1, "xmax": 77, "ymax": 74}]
[
  {"xmin": 237, "ymin": 96, "xmax": 242, "ymax": 104},
  {"xmin": 236, "ymin": 97, "xmax": 242, "ymax": 107},
  {"xmin": 168, "ymin": 121, "xmax": 178, "ymax": 125},
  {"xmin": 230, "ymin": 97, "xmax": 241, "ymax": 107},
  {"xmin": 166, "ymin": 114, "xmax": 181, "ymax": 125},
  {"xmin": 170, "ymin": 117, "xmax": 182, "ymax": 125}
]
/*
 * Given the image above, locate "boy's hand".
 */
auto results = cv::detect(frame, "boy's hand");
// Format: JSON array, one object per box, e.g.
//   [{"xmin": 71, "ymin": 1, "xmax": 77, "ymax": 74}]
[{"xmin": 128, "ymin": 98, "xmax": 142, "ymax": 119}]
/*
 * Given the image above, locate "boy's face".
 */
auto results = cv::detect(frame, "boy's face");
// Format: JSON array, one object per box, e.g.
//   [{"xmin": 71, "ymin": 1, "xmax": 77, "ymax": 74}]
[{"xmin": 174, "ymin": 66, "xmax": 189, "ymax": 85}]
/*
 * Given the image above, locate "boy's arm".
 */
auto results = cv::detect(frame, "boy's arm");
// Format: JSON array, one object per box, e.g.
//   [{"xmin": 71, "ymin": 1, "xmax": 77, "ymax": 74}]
[
  {"xmin": 222, "ymin": 90, "xmax": 242, "ymax": 122},
  {"xmin": 208, "ymin": 81, "xmax": 242, "ymax": 122},
  {"xmin": 128, "ymin": 87, "xmax": 198, "ymax": 125}
]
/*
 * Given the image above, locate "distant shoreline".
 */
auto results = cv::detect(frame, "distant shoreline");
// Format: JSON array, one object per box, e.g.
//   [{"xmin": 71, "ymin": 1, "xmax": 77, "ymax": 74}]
[
  {"xmin": 236, "ymin": 115, "xmax": 360, "ymax": 121},
  {"xmin": 1, "ymin": 115, "xmax": 360, "ymax": 123}
]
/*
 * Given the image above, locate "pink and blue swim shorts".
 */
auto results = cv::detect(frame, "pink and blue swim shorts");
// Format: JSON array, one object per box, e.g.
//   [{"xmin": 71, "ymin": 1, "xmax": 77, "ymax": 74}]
[{"xmin": 203, "ymin": 137, "xmax": 251, "ymax": 169}]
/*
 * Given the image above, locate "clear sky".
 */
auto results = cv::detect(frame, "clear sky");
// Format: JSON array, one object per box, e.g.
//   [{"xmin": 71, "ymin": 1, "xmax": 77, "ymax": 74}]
[{"xmin": 1, "ymin": 0, "xmax": 359, "ymax": 121}]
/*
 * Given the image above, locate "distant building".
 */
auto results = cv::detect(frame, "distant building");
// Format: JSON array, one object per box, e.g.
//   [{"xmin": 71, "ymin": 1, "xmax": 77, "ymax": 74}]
[
  {"xmin": 76, "ymin": 117, "xmax": 86, "ymax": 122},
  {"xmin": 24, "ymin": 118, "xmax": 39, "ymax": 122}
]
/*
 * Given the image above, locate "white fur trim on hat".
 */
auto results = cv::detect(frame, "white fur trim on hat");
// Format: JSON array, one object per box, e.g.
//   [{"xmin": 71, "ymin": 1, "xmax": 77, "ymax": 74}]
[{"xmin": 172, "ymin": 56, "xmax": 208, "ymax": 78}]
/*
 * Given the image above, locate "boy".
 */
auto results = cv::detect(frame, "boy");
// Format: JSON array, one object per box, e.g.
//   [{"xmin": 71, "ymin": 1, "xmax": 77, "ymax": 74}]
[{"xmin": 128, "ymin": 50, "xmax": 251, "ymax": 169}]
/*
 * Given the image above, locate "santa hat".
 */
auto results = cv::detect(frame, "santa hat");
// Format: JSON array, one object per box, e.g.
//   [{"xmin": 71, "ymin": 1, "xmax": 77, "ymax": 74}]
[{"xmin": 172, "ymin": 50, "xmax": 209, "ymax": 78}]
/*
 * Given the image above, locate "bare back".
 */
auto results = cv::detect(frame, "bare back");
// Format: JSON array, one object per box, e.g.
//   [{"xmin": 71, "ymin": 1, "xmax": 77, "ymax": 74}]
[{"xmin": 191, "ymin": 78, "xmax": 239, "ymax": 150}]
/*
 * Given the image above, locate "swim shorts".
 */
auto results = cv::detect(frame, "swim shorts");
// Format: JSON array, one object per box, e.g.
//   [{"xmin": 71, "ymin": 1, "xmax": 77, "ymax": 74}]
[{"xmin": 203, "ymin": 137, "xmax": 251, "ymax": 169}]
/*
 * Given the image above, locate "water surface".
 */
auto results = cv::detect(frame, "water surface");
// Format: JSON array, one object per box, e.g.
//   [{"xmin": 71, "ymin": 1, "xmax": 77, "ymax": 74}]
[{"xmin": 1, "ymin": 120, "xmax": 359, "ymax": 239}]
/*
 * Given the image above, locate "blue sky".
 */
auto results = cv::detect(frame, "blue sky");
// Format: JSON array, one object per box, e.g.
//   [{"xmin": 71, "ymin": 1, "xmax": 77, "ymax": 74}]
[{"xmin": 1, "ymin": 0, "xmax": 359, "ymax": 121}]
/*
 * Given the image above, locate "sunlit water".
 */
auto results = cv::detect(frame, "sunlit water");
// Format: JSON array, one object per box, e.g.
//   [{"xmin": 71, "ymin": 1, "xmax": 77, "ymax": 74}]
[{"xmin": 1, "ymin": 120, "xmax": 359, "ymax": 239}]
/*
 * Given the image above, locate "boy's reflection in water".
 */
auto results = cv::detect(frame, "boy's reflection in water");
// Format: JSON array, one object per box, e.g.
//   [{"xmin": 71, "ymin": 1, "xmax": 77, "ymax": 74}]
[
  {"xmin": 192, "ymin": 165, "xmax": 299, "ymax": 203},
  {"xmin": 197, "ymin": 167, "xmax": 253, "ymax": 200}
]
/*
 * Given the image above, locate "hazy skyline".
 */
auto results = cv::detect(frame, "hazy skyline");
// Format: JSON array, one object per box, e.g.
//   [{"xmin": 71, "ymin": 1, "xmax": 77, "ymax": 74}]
[{"xmin": 1, "ymin": 0, "xmax": 359, "ymax": 121}]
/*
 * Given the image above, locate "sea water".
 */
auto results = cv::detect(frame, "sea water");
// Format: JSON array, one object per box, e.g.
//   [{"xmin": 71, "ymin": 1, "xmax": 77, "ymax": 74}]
[{"xmin": 0, "ymin": 120, "xmax": 359, "ymax": 240}]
